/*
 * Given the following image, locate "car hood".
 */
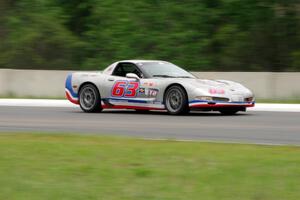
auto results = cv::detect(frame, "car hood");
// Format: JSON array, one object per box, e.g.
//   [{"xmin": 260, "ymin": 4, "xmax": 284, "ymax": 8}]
[{"xmin": 180, "ymin": 78, "xmax": 253, "ymax": 96}]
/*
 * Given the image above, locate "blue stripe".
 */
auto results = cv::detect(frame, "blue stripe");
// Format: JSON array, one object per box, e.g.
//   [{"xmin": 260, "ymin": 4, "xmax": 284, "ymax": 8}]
[
  {"xmin": 231, "ymin": 101, "xmax": 254, "ymax": 104},
  {"xmin": 104, "ymin": 98, "xmax": 148, "ymax": 104},
  {"xmin": 128, "ymin": 99, "xmax": 148, "ymax": 103},
  {"xmin": 65, "ymin": 74, "xmax": 78, "ymax": 98},
  {"xmin": 189, "ymin": 100, "xmax": 208, "ymax": 103}
]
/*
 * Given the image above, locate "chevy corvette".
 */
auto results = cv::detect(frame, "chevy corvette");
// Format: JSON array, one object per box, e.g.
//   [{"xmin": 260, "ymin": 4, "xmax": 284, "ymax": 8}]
[{"xmin": 65, "ymin": 60, "xmax": 254, "ymax": 115}]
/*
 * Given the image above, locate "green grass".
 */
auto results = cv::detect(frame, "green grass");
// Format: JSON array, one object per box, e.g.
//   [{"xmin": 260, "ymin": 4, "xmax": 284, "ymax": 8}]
[{"xmin": 0, "ymin": 133, "xmax": 300, "ymax": 200}]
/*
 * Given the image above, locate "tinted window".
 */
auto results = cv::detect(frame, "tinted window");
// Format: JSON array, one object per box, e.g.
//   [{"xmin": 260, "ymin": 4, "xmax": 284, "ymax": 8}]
[
  {"xmin": 112, "ymin": 63, "xmax": 143, "ymax": 77},
  {"xmin": 138, "ymin": 62, "xmax": 195, "ymax": 78}
]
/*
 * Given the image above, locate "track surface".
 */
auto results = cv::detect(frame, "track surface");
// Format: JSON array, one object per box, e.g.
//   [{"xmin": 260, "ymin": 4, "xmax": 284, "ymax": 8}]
[{"xmin": 0, "ymin": 106, "xmax": 300, "ymax": 145}]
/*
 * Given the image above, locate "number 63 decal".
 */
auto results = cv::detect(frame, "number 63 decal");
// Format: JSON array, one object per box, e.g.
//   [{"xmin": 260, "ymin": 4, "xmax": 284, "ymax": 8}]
[{"xmin": 111, "ymin": 81, "xmax": 139, "ymax": 97}]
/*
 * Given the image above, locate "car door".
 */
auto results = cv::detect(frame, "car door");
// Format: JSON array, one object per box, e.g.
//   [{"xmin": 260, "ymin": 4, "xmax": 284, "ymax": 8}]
[{"xmin": 102, "ymin": 62, "xmax": 147, "ymax": 105}]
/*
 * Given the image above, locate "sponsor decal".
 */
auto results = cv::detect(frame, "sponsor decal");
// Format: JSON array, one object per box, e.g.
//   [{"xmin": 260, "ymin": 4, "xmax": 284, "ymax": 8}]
[
  {"xmin": 147, "ymin": 88, "xmax": 159, "ymax": 97},
  {"xmin": 148, "ymin": 88, "xmax": 158, "ymax": 97},
  {"xmin": 139, "ymin": 87, "xmax": 145, "ymax": 94},
  {"xmin": 209, "ymin": 88, "xmax": 225, "ymax": 95},
  {"xmin": 142, "ymin": 82, "xmax": 155, "ymax": 87}
]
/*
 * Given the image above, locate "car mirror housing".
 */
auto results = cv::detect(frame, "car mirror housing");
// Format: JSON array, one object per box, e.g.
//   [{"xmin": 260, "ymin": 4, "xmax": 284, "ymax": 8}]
[{"xmin": 126, "ymin": 73, "xmax": 140, "ymax": 80}]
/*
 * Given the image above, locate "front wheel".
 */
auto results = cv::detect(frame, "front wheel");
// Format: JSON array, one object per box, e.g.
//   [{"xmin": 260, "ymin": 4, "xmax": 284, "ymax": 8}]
[
  {"xmin": 79, "ymin": 84, "xmax": 102, "ymax": 113},
  {"xmin": 164, "ymin": 85, "xmax": 189, "ymax": 115}
]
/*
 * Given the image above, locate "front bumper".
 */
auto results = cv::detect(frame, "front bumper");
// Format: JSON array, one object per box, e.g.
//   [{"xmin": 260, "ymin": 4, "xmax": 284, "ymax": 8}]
[{"xmin": 189, "ymin": 100, "xmax": 255, "ymax": 109}]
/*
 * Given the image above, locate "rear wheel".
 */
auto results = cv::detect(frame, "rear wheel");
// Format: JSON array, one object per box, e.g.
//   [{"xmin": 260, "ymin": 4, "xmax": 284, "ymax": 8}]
[
  {"xmin": 164, "ymin": 85, "xmax": 189, "ymax": 115},
  {"xmin": 79, "ymin": 84, "xmax": 102, "ymax": 113}
]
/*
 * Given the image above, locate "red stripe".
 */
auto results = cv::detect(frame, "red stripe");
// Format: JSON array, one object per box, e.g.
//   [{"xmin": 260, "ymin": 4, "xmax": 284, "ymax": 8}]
[
  {"xmin": 190, "ymin": 103, "xmax": 255, "ymax": 108},
  {"xmin": 66, "ymin": 91, "xmax": 79, "ymax": 104}
]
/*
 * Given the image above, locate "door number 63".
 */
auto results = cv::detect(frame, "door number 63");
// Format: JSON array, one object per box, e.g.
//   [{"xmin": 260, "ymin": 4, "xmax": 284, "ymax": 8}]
[{"xmin": 111, "ymin": 81, "xmax": 139, "ymax": 97}]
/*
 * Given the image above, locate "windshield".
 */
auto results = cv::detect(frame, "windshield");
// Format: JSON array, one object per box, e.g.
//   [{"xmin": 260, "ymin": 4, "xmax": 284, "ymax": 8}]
[{"xmin": 138, "ymin": 62, "xmax": 195, "ymax": 78}]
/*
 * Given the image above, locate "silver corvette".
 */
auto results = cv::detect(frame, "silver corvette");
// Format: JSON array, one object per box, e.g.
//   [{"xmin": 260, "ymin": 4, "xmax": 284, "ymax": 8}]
[{"xmin": 65, "ymin": 60, "xmax": 254, "ymax": 115}]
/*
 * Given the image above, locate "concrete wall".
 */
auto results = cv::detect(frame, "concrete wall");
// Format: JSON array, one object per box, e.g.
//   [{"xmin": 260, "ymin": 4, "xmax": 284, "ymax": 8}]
[
  {"xmin": 0, "ymin": 69, "xmax": 299, "ymax": 99},
  {"xmin": 0, "ymin": 69, "xmax": 71, "ymax": 98}
]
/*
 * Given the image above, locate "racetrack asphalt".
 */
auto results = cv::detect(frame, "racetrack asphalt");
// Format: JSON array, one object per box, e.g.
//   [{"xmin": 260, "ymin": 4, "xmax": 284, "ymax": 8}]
[{"xmin": 1, "ymin": 106, "xmax": 300, "ymax": 145}]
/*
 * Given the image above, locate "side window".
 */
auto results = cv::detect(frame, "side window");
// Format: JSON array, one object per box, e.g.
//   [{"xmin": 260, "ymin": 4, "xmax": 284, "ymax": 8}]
[{"xmin": 112, "ymin": 63, "xmax": 143, "ymax": 78}]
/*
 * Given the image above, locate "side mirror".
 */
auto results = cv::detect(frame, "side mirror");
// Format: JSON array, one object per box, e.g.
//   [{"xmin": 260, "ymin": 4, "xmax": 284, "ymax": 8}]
[{"xmin": 126, "ymin": 73, "xmax": 140, "ymax": 80}]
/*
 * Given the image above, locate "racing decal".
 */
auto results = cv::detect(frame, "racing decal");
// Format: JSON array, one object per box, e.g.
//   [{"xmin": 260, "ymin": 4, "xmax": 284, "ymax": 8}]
[
  {"xmin": 139, "ymin": 88, "xmax": 146, "ymax": 94},
  {"xmin": 65, "ymin": 74, "xmax": 79, "ymax": 104},
  {"xmin": 142, "ymin": 82, "xmax": 155, "ymax": 87},
  {"xmin": 111, "ymin": 80, "xmax": 140, "ymax": 97},
  {"xmin": 147, "ymin": 88, "xmax": 159, "ymax": 97},
  {"xmin": 112, "ymin": 81, "xmax": 127, "ymax": 97},
  {"xmin": 209, "ymin": 88, "xmax": 225, "ymax": 95},
  {"xmin": 138, "ymin": 88, "xmax": 159, "ymax": 97},
  {"xmin": 125, "ymin": 81, "xmax": 139, "ymax": 97}
]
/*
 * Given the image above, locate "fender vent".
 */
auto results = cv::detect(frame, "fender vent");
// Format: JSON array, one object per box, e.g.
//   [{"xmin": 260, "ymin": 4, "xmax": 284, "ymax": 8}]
[{"xmin": 244, "ymin": 97, "xmax": 253, "ymax": 102}]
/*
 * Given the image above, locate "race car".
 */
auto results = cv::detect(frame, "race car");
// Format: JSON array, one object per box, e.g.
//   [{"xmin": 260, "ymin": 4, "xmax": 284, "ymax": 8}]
[{"xmin": 65, "ymin": 60, "xmax": 254, "ymax": 115}]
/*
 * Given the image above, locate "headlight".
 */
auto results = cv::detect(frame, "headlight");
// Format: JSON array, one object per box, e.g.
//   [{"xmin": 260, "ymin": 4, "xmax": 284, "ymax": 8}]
[
  {"xmin": 195, "ymin": 96, "xmax": 230, "ymax": 102},
  {"xmin": 195, "ymin": 96, "xmax": 213, "ymax": 101}
]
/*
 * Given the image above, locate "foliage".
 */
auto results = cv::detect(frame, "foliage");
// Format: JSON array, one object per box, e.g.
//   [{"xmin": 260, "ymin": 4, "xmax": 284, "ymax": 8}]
[{"xmin": 0, "ymin": 0, "xmax": 299, "ymax": 71}]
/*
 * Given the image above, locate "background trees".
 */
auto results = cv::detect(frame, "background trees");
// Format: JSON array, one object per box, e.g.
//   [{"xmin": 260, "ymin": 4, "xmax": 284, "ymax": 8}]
[{"xmin": 0, "ymin": 0, "xmax": 299, "ymax": 71}]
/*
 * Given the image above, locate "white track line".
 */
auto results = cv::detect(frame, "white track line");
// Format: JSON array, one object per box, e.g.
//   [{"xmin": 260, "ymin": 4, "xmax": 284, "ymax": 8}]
[
  {"xmin": 0, "ymin": 99, "xmax": 75, "ymax": 108},
  {"xmin": 248, "ymin": 103, "xmax": 300, "ymax": 112},
  {"xmin": 0, "ymin": 99, "xmax": 300, "ymax": 112}
]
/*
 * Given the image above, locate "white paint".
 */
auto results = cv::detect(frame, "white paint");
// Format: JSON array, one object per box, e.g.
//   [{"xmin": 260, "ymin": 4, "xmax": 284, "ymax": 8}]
[{"xmin": 0, "ymin": 99, "xmax": 300, "ymax": 112}]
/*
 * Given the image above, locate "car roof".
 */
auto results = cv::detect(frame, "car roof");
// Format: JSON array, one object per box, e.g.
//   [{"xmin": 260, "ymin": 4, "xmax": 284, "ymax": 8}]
[{"xmin": 118, "ymin": 60, "xmax": 167, "ymax": 64}]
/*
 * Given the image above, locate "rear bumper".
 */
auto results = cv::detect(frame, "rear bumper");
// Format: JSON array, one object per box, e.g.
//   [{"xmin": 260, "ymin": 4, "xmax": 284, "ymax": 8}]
[
  {"xmin": 189, "ymin": 100, "xmax": 255, "ymax": 109},
  {"xmin": 65, "ymin": 74, "xmax": 79, "ymax": 105},
  {"xmin": 65, "ymin": 90, "xmax": 79, "ymax": 104}
]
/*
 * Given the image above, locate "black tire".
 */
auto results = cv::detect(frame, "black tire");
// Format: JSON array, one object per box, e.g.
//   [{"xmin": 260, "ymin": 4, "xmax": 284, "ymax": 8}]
[
  {"xmin": 164, "ymin": 85, "xmax": 189, "ymax": 115},
  {"xmin": 79, "ymin": 84, "xmax": 102, "ymax": 113},
  {"xmin": 219, "ymin": 109, "xmax": 239, "ymax": 115}
]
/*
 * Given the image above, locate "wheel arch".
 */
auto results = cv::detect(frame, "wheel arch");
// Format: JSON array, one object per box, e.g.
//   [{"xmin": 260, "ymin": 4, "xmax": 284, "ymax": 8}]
[
  {"xmin": 78, "ymin": 82, "xmax": 101, "ymax": 97},
  {"xmin": 78, "ymin": 81, "xmax": 103, "ymax": 113},
  {"xmin": 163, "ymin": 83, "xmax": 188, "ymax": 104}
]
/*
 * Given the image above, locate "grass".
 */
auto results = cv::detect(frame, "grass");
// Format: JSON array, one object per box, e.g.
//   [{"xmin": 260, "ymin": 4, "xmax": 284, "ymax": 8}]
[{"xmin": 0, "ymin": 133, "xmax": 300, "ymax": 200}]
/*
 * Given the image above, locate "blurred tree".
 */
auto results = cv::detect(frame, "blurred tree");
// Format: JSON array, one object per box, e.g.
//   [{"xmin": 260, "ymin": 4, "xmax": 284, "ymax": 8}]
[
  {"xmin": 0, "ymin": 0, "xmax": 299, "ymax": 71},
  {"xmin": 0, "ymin": 0, "xmax": 83, "ymax": 69}
]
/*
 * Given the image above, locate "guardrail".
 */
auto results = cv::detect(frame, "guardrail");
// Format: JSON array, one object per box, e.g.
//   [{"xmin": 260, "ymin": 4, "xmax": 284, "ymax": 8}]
[{"xmin": 0, "ymin": 69, "xmax": 299, "ymax": 99}]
